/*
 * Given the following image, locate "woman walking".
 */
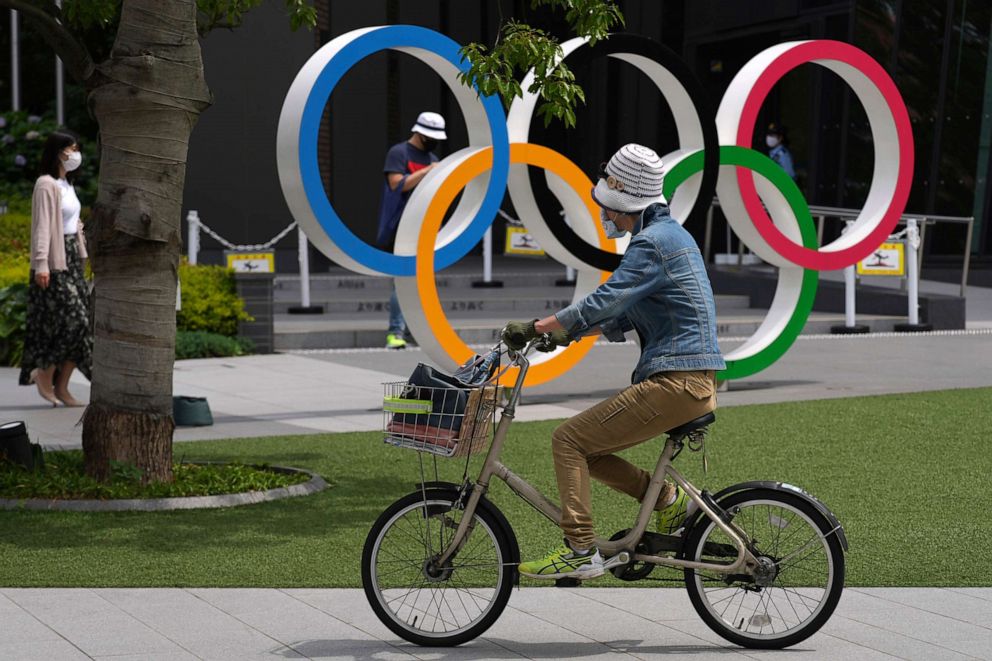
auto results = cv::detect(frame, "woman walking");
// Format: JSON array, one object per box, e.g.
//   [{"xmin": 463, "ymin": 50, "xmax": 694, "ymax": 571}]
[{"xmin": 18, "ymin": 130, "xmax": 93, "ymax": 406}]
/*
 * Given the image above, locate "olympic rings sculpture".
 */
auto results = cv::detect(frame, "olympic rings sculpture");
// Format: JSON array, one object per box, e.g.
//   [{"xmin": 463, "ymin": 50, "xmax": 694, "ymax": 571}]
[{"xmin": 277, "ymin": 26, "xmax": 913, "ymax": 387}]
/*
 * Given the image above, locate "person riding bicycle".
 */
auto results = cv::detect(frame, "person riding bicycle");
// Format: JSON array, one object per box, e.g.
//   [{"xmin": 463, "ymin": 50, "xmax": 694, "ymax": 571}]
[{"xmin": 502, "ymin": 144, "xmax": 725, "ymax": 579}]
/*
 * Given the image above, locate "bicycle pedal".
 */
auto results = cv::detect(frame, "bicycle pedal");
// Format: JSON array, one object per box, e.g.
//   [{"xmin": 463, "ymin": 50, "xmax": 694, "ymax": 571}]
[{"xmin": 602, "ymin": 551, "xmax": 631, "ymax": 571}]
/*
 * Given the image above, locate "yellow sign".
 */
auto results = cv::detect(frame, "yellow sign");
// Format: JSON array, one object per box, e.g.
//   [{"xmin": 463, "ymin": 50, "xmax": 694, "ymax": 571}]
[
  {"xmin": 857, "ymin": 242, "xmax": 904, "ymax": 276},
  {"xmin": 504, "ymin": 226, "xmax": 544, "ymax": 256},
  {"xmin": 225, "ymin": 252, "xmax": 275, "ymax": 273}
]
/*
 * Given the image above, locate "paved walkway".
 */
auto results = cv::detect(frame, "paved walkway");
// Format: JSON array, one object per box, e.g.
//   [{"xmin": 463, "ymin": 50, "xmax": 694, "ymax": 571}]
[
  {"xmin": 2, "ymin": 587, "xmax": 990, "ymax": 660},
  {"xmin": 3, "ymin": 283, "xmax": 992, "ymax": 660},
  {"xmin": 4, "ymin": 329, "xmax": 991, "ymax": 448}
]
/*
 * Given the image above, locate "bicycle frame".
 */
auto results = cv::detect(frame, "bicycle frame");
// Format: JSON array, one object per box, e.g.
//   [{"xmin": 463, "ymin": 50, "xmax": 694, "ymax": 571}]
[{"xmin": 436, "ymin": 341, "xmax": 759, "ymax": 577}]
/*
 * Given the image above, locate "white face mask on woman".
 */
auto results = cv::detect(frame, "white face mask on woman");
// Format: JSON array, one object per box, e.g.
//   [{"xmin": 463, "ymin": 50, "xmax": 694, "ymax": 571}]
[
  {"xmin": 600, "ymin": 208, "xmax": 627, "ymax": 239},
  {"xmin": 63, "ymin": 150, "xmax": 82, "ymax": 172},
  {"xmin": 765, "ymin": 135, "xmax": 780, "ymax": 149}
]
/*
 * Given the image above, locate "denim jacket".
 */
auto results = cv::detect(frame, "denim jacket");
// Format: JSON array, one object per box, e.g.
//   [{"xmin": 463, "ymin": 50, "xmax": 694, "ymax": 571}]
[{"xmin": 555, "ymin": 203, "xmax": 725, "ymax": 383}]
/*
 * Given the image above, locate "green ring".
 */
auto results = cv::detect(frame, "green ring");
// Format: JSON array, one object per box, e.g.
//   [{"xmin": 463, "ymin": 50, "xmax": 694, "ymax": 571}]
[{"xmin": 663, "ymin": 146, "xmax": 818, "ymax": 380}]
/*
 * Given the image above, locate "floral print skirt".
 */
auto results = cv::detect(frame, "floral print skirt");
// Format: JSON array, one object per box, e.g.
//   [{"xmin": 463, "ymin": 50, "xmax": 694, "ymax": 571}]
[{"xmin": 18, "ymin": 234, "xmax": 93, "ymax": 385}]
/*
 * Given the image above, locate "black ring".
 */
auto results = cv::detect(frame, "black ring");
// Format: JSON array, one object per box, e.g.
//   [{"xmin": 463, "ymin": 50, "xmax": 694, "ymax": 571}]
[{"xmin": 526, "ymin": 34, "xmax": 719, "ymax": 272}]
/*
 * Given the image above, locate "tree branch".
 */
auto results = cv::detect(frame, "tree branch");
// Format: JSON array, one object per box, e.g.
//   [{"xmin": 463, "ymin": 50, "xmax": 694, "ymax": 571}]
[{"xmin": 0, "ymin": 0, "xmax": 95, "ymax": 84}]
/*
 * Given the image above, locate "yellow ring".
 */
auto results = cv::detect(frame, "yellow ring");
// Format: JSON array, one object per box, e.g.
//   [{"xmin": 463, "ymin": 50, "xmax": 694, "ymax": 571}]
[{"xmin": 415, "ymin": 143, "xmax": 612, "ymax": 387}]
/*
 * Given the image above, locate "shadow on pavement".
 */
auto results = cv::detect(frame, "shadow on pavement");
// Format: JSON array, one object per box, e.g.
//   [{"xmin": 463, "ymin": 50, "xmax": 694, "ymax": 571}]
[{"xmin": 277, "ymin": 638, "xmax": 760, "ymax": 658}]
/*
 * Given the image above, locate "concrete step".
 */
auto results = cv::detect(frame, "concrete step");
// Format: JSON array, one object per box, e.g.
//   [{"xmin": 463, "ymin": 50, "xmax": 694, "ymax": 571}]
[
  {"xmin": 273, "ymin": 311, "xmax": 907, "ymax": 350},
  {"xmin": 272, "ymin": 288, "xmax": 753, "ymax": 315},
  {"xmin": 274, "ymin": 269, "xmax": 577, "ymax": 293}
]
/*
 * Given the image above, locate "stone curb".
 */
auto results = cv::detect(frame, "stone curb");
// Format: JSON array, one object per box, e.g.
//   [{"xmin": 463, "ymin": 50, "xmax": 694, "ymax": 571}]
[{"xmin": 0, "ymin": 464, "xmax": 328, "ymax": 512}]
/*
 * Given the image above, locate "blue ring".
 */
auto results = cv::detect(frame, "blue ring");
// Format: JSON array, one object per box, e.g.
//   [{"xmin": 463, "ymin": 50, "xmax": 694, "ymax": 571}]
[{"xmin": 299, "ymin": 26, "xmax": 509, "ymax": 276}]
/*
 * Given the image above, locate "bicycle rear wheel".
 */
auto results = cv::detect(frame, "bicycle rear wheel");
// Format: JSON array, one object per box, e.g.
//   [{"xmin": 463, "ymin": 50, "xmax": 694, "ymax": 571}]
[
  {"xmin": 682, "ymin": 488, "xmax": 845, "ymax": 649},
  {"xmin": 361, "ymin": 488, "xmax": 516, "ymax": 646}
]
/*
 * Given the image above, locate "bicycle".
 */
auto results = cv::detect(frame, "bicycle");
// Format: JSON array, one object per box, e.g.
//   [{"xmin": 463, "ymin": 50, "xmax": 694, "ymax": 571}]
[{"xmin": 362, "ymin": 338, "xmax": 847, "ymax": 649}]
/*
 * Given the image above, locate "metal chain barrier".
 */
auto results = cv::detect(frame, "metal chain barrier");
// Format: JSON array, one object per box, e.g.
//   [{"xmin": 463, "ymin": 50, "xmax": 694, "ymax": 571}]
[{"xmin": 197, "ymin": 217, "xmax": 298, "ymax": 252}]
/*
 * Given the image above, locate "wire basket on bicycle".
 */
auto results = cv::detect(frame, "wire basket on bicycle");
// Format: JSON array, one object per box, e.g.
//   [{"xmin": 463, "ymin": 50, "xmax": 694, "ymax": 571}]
[{"xmin": 382, "ymin": 348, "xmax": 504, "ymax": 457}]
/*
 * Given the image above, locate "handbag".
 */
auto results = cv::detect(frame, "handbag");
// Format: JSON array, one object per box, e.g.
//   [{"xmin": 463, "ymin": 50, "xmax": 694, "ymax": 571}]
[
  {"xmin": 395, "ymin": 363, "xmax": 470, "ymax": 430},
  {"xmin": 392, "ymin": 351, "xmax": 500, "ymax": 431}
]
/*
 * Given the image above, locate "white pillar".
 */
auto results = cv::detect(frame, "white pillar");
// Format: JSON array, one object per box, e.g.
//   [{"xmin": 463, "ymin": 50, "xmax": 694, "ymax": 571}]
[
  {"xmin": 482, "ymin": 226, "xmax": 493, "ymax": 283},
  {"xmin": 11, "ymin": 10, "xmax": 21, "ymax": 111},
  {"xmin": 55, "ymin": 57, "xmax": 64, "ymax": 125},
  {"xmin": 186, "ymin": 210, "xmax": 200, "ymax": 265},
  {"xmin": 906, "ymin": 218, "xmax": 920, "ymax": 326},
  {"xmin": 297, "ymin": 225, "xmax": 311, "ymax": 308},
  {"xmin": 55, "ymin": 1, "xmax": 64, "ymax": 125},
  {"xmin": 831, "ymin": 220, "xmax": 868, "ymax": 334},
  {"xmin": 844, "ymin": 263, "xmax": 856, "ymax": 327},
  {"xmin": 561, "ymin": 210, "xmax": 575, "ymax": 282}
]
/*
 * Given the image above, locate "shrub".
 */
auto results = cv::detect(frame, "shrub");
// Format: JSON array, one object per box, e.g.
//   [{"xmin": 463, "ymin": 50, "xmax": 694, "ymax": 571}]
[
  {"xmin": 0, "ymin": 111, "xmax": 99, "ymax": 202},
  {"xmin": 0, "ymin": 450, "xmax": 310, "ymax": 499},
  {"xmin": 0, "ymin": 203, "xmax": 31, "ymax": 288},
  {"xmin": 0, "ymin": 283, "xmax": 28, "ymax": 367},
  {"xmin": 177, "ymin": 262, "xmax": 251, "ymax": 336},
  {"xmin": 176, "ymin": 330, "xmax": 254, "ymax": 360}
]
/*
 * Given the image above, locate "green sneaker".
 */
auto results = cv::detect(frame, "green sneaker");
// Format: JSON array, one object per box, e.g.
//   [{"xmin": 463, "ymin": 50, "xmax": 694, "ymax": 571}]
[
  {"xmin": 517, "ymin": 542, "xmax": 606, "ymax": 578},
  {"xmin": 385, "ymin": 333, "xmax": 407, "ymax": 350},
  {"xmin": 657, "ymin": 485, "xmax": 689, "ymax": 535},
  {"xmin": 518, "ymin": 541, "xmax": 604, "ymax": 579}
]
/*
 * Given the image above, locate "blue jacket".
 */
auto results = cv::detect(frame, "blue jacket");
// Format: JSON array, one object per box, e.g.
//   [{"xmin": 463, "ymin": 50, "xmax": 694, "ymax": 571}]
[
  {"xmin": 555, "ymin": 203, "xmax": 725, "ymax": 383},
  {"xmin": 770, "ymin": 144, "xmax": 796, "ymax": 180}
]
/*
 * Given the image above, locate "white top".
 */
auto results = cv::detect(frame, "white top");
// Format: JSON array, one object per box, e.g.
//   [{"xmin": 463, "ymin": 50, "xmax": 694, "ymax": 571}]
[{"xmin": 57, "ymin": 178, "xmax": 81, "ymax": 235}]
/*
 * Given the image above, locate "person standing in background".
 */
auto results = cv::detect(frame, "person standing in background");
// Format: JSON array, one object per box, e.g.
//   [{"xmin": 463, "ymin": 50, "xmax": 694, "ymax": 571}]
[
  {"xmin": 766, "ymin": 122, "xmax": 796, "ymax": 181},
  {"xmin": 19, "ymin": 130, "xmax": 92, "ymax": 406},
  {"xmin": 376, "ymin": 111, "xmax": 447, "ymax": 350}
]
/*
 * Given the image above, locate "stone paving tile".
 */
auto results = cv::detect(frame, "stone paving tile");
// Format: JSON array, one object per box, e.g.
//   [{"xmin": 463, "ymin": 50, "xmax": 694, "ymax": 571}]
[
  {"xmin": 3, "ymin": 588, "xmax": 192, "ymax": 658},
  {"xmin": 0, "ymin": 590, "xmax": 63, "ymax": 645},
  {"xmin": 91, "ymin": 653, "xmax": 199, "ymax": 661},
  {"xmin": 821, "ymin": 614, "xmax": 976, "ymax": 661},
  {"xmin": 284, "ymin": 588, "xmax": 455, "ymax": 659},
  {"xmin": 0, "ymin": 639, "xmax": 92, "ymax": 660},
  {"xmin": 562, "ymin": 587, "xmax": 695, "ymax": 621},
  {"xmin": 489, "ymin": 588, "xmax": 753, "ymax": 660},
  {"xmin": 552, "ymin": 589, "xmax": 734, "ymax": 650},
  {"xmin": 483, "ymin": 605, "xmax": 633, "ymax": 660},
  {"xmin": 646, "ymin": 613, "xmax": 905, "ymax": 661},
  {"xmin": 192, "ymin": 588, "xmax": 413, "ymax": 660},
  {"xmin": 854, "ymin": 588, "xmax": 992, "ymax": 628},
  {"xmin": 96, "ymin": 588, "xmax": 304, "ymax": 660},
  {"xmin": 946, "ymin": 588, "xmax": 992, "ymax": 603},
  {"xmin": 834, "ymin": 589, "xmax": 992, "ymax": 659}
]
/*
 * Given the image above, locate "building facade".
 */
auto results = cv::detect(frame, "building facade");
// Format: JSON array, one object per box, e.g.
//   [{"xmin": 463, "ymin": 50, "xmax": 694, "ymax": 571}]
[{"xmin": 173, "ymin": 0, "xmax": 992, "ymax": 269}]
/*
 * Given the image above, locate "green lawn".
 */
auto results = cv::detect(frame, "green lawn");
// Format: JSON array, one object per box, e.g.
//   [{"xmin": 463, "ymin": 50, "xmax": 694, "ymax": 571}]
[{"xmin": 1, "ymin": 387, "xmax": 989, "ymax": 587}]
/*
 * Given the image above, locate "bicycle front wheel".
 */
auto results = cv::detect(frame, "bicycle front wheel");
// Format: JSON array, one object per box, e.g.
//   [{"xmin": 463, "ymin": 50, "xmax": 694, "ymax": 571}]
[
  {"xmin": 682, "ymin": 488, "xmax": 845, "ymax": 649},
  {"xmin": 361, "ymin": 489, "xmax": 516, "ymax": 646}
]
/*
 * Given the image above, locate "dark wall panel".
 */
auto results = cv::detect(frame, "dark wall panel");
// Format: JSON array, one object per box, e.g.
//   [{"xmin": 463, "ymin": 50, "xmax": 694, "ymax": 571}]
[{"xmin": 183, "ymin": 0, "xmax": 315, "ymax": 268}]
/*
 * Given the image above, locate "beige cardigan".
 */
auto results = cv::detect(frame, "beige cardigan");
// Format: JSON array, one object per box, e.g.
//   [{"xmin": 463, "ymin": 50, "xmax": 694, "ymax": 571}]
[{"xmin": 30, "ymin": 175, "xmax": 88, "ymax": 274}]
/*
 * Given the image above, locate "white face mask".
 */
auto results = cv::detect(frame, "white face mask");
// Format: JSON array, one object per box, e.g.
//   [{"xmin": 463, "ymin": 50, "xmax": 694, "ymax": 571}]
[
  {"xmin": 63, "ymin": 150, "xmax": 82, "ymax": 172},
  {"xmin": 765, "ymin": 135, "xmax": 780, "ymax": 148},
  {"xmin": 600, "ymin": 208, "xmax": 627, "ymax": 239}
]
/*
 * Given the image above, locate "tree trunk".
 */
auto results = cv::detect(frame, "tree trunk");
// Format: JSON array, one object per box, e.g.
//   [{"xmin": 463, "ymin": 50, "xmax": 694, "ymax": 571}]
[{"xmin": 81, "ymin": 0, "xmax": 211, "ymax": 483}]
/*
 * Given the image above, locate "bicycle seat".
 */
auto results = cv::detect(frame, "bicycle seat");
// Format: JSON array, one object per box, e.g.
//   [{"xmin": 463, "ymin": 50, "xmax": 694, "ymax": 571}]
[{"xmin": 666, "ymin": 412, "xmax": 715, "ymax": 439}]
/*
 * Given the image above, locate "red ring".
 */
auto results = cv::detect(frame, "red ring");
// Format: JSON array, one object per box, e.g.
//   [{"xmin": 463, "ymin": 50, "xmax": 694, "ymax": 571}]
[{"xmin": 735, "ymin": 40, "xmax": 914, "ymax": 271}]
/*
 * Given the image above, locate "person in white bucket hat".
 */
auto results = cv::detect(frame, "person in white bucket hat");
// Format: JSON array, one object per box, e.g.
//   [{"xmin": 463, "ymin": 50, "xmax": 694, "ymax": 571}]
[
  {"xmin": 502, "ymin": 143, "xmax": 725, "ymax": 579},
  {"xmin": 376, "ymin": 111, "xmax": 447, "ymax": 349}
]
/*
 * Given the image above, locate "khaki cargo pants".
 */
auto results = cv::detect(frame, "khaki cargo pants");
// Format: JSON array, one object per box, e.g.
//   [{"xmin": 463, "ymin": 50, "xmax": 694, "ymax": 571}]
[{"xmin": 551, "ymin": 370, "xmax": 717, "ymax": 550}]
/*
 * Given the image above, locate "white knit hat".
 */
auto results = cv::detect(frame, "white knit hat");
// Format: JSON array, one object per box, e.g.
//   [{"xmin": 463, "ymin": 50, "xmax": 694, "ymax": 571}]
[
  {"xmin": 411, "ymin": 111, "xmax": 447, "ymax": 140},
  {"xmin": 592, "ymin": 144, "xmax": 665, "ymax": 212}
]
